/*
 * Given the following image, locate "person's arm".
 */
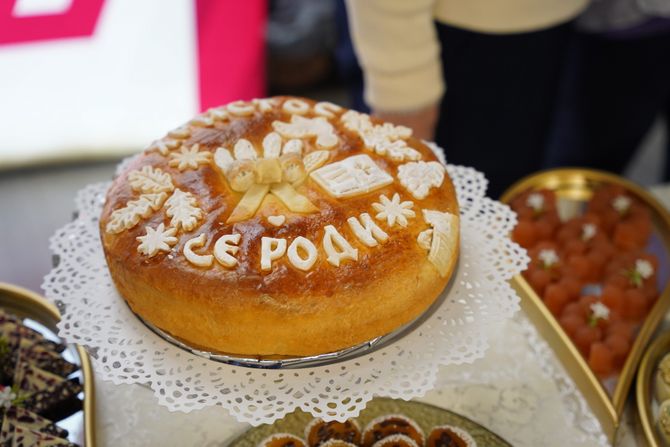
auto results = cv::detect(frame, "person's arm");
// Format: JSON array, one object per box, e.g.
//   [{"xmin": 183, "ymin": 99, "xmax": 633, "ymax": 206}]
[{"xmin": 345, "ymin": 0, "xmax": 442, "ymax": 140}]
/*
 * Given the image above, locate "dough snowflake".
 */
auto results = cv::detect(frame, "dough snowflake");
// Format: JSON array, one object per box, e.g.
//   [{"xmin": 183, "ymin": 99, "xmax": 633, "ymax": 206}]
[
  {"xmin": 340, "ymin": 110, "xmax": 421, "ymax": 162},
  {"xmin": 168, "ymin": 144, "xmax": 212, "ymax": 171},
  {"xmin": 372, "ymin": 193, "xmax": 415, "ymax": 228},
  {"xmin": 397, "ymin": 161, "xmax": 445, "ymax": 199},
  {"xmin": 136, "ymin": 223, "xmax": 178, "ymax": 257}
]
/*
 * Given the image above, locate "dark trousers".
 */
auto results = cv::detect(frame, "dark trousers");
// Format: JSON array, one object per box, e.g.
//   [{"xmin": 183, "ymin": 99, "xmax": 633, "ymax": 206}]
[
  {"xmin": 435, "ymin": 22, "xmax": 573, "ymax": 198},
  {"xmin": 544, "ymin": 29, "xmax": 670, "ymax": 180}
]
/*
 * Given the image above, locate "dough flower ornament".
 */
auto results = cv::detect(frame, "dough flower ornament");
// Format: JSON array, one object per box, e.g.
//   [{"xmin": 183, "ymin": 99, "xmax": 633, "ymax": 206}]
[
  {"xmin": 169, "ymin": 144, "xmax": 212, "ymax": 171},
  {"xmin": 147, "ymin": 138, "xmax": 181, "ymax": 156},
  {"xmin": 372, "ymin": 193, "xmax": 415, "ymax": 228},
  {"xmin": 215, "ymin": 133, "xmax": 329, "ymax": 223}
]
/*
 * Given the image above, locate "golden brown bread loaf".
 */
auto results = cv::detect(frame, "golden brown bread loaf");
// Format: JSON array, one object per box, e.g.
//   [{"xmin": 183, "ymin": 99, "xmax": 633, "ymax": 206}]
[{"xmin": 99, "ymin": 96, "xmax": 459, "ymax": 357}]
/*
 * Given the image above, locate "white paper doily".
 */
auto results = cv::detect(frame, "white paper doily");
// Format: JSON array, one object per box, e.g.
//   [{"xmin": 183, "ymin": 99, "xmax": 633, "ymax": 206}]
[{"xmin": 42, "ymin": 162, "xmax": 528, "ymax": 425}]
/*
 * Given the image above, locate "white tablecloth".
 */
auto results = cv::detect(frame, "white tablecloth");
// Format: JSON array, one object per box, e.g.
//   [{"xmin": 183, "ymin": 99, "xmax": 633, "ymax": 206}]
[
  {"xmin": 90, "ymin": 318, "xmax": 626, "ymax": 446},
  {"xmin": 91, "ymin": 186, "xmax": 670, "ymax": 447}
]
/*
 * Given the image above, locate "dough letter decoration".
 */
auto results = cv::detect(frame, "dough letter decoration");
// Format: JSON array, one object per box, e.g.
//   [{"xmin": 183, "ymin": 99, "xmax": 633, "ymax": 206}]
[{"xmin": 100, "ymin": 96, "xmax": 460, "ymax": 356}]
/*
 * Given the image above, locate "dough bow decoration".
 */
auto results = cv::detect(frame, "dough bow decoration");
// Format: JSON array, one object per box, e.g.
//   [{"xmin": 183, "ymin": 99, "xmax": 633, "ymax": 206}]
[{"xmin": 215, "ymin": 134, "xmax": 330, "ymax": 223}]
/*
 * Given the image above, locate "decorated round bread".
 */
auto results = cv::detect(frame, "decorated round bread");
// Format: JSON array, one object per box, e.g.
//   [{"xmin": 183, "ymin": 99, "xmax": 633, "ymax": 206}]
[{"xmin": 100, "ymin": 96, "xmax": 459, "ymax": 357}]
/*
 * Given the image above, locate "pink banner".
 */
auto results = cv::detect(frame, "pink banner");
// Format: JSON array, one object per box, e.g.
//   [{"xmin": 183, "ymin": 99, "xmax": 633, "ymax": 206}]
[
  {"xmin": 0, "ymin": 0, "xmax": 105, "ymax": 45},
  {"xmin": 195, "ymin": 0, "xmax": 266, "ymax": 111}
]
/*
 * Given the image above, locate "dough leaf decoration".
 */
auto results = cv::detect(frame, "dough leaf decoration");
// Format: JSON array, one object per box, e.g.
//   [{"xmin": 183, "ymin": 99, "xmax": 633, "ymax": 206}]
[
  {"xmin": 128, "ymin": 166, "xmax": 174, "ymax": 194},
  {"xmin": 106, "ymin": 193, "xmax": 167, "ymax": 234},
  {"xmin": 165, "ymin": 189, "xmax": 203, "ymax": 232}
]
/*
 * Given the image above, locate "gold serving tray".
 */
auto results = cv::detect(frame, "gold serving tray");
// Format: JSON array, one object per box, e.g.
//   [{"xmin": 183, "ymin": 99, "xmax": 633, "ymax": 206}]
[
  {"xmin": 0, "ymin": 282, "xmax": 96, "ymax": 447},
  {"xmin": 229, "ymin": 397, "xmax": 511, "ymax": 446},
  {"xmin": 501, "ymin": 168, "xmax": 670, "ymax": 442},
  {"xmin": 637, "ymin": 330, "xmax": 670, "ymax": 447}
]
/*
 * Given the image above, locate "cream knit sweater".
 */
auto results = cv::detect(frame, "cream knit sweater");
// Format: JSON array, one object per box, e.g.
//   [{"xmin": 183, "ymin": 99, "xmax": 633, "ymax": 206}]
[{"xmin": 345, "ymin": 0, "xmax": 589, "ymax": 112}]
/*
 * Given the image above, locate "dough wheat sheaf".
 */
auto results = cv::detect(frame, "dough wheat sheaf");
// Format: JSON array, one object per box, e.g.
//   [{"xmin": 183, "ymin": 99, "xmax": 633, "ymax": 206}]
[{"xmin": 100, "ymin": 96, "xmax": 460, "ymax": 357}]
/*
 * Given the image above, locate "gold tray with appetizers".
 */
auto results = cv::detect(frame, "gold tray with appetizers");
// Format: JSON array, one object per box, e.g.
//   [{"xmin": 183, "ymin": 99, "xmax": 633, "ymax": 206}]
[
  {"xmin": 229, "ymin": 397, "xmax": 511, "ymax": 447},
  {"xmin": 501, "ymin": 168, "xmax": 670, "ymax": 442},
  {"xmin": 637, "ymin": 330, "xmax": 670, "ymax": 446},
  {"xmin": 0, "ymin": 282, "xmax": 95, "ymax": 447}
]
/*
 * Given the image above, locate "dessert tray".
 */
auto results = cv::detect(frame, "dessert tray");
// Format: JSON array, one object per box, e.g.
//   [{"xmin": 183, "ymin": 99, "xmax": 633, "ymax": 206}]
[
  {"xmin": 501, "ymin": 168, "xmax": 670, "ymax": 442},
  {"xmin": 42, "ymin": 150, "xmax": 527, "ymax": 425},
  {"xmin": 0, "ymin": 282, "xmax": 95, "ymax": 447},
  {"xmin": 230, "ymin": 397, "xmax": 512, "ymax": 446}
]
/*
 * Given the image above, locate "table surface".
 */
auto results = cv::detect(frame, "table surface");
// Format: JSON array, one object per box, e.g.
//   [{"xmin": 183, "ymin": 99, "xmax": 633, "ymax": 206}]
[
  {"xmin": 90, "ymin": 186, "xmax": 670, "ymax": 447},
  {"xmin": 2, "ymin": 162, "xmax": 669, "ymax": 446},
  {"xmin": 92, "ymin": 316, "xmax": 648, "ymax": 447}
]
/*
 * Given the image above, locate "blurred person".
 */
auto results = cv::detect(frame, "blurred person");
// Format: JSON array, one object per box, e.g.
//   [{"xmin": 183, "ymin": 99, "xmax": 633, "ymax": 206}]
[
  {"xmin": 334, "ymin": 0, "xmax": 368, "ymax": 113},
  {"xmin": 544, "ymin": 0, "xmax": 670, "ymax": 181},
  {"xmin": 345, "ymin": 0, "xmax": 589, "ymax": 197},
  {"xmin": 266, "ymin": 0, "xmax": 337, "ymax": 91}
]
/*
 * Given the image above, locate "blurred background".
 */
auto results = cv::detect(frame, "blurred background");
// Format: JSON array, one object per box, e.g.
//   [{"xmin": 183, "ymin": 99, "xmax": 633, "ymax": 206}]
[{"xmin": 0, "ymin": 0, "xmax": 668, "ymax": 293}]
